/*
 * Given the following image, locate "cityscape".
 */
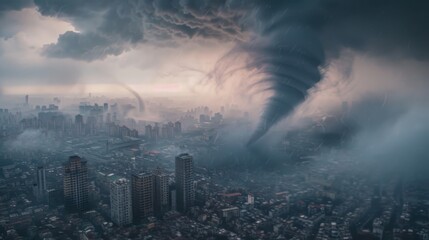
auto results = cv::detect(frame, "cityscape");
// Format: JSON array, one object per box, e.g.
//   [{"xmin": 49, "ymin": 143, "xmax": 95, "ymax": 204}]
[
  {"xmin": 1, "ymin": 1, "xmax": 429, "ymax": 240},
  {"xmin": 0, "ymin": 96, "xmax": 427, "ymax": 240}
]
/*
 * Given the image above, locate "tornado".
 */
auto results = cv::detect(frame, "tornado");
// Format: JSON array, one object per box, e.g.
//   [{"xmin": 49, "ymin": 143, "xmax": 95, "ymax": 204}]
[
  {"xmin": 246, "ymin": 27, "xmax": 325, "ymax": 145},
  {"xmin": 120, "ymin": 84, "xmax": 145, "ymax": 113}
]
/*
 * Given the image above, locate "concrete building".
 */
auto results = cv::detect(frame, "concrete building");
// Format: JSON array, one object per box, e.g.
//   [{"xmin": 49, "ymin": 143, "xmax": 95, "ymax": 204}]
[
  {"xmin": 153, "ymin": 168, "xmax": 169, "ymax": 216},
  {"xmin": 131, "ymin": 172, "xmax": 154, "ymax": 221},
  {"xmin": 63, "ymin": 156, "xmax": 89, "ymax": 212},
  {"xmin": 110, "ymin": 178, "xmax": 132, "ymax": 226},
  {"xmin": 175, "ymin": 153, "xmax": 195, "ymax": 212},
  {"xmin": 35, "ymin": 166, "xmax": 47, "ymax": 201}
]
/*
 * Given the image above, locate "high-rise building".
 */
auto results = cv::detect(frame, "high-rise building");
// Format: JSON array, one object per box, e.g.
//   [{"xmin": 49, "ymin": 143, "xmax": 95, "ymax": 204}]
[
  {"xmin": 174, "ymin": 121, "xmax": 182, "ymax": 135},
  {"xmin": 131, "ymin": 173, "xmax": 154, "ymax": 222},
  {"xmin": 103, "ymin": 103, "xmax": 109, "ymax": 112},
  {"xmin": 169, "ymin": 184, "xmax": 177, "ymax": 212},
  {"xmin": 175, "ymin": 153, "xmax": 195, "ymax": 212},
  {"xmin": 153, "ymin": 123, "xmax": 160, "ymax": 140},
  {"xmin": 75, "ymin": 114, "xmax": 84, "ymax": 136},
  {"xmin": 167, "ymin": 122, "xmax": 175, "ymax": 138},
  {"xmin": 63, "ymin": 156, "xmax": 89, "ymax": 212},
  {"xmin": 153, "ymin": 168, "xmax": 169, "ymax": 216},
  {"xmin": 35, "ymin": 166, "xmax": 47, "ymax": 201},
  {"xmin": 110, "ymin": 178, "xmax": 132, "ymax": 226},
  {"xmin": 145, "ymin": 124, "xmax": 153, "ymax": 139}
]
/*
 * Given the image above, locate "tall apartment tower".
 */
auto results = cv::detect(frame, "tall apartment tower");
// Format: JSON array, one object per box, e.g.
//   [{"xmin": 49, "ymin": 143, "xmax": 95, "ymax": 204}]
[
  {"xmin": 36, "ymin": 166, "xmax": 47, "ymax": 201},
  {"xmin": 63, "ymin": 156, "xmax": 89, "ymax": 212},
  {"xmin": 131, "ymin": 173, "xmax": 154, "ymax": 222},
  {"xmin": 153, "ymin": 168, "xmax": 169, "ymax": 216},
  {"xmin": 110, "ymin": 178, "xmax": 132, "ymax": 226},
  {"xmin": 175, "ymin": 153, "xmax": 195, "ymax": 212}
]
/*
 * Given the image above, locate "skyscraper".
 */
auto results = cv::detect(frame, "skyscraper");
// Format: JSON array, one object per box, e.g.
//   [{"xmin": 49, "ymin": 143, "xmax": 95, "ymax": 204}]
[
  {"xmin": 175, "ymin": 153, "xmax": 195, "ymax": 212},
  {"xmin": 75, "ymin": 114, "xmax": 84, "ymax": 136},
  {"xmin": 35, "ymin": 166, "xmax": 47, "ymax": 201},
  {"xmin": 153, "ymin": 123, "xmax": 160, "ymax": 140},
  {"xmin": 110, "ymin": 178, "xmax": 132, "ymax": 226},
  {"xmin": 63, "ymin": 156, "xmax": 89, "ymax": 212},
  {"xmin": 145, "ymin": 124, "xmax": 153, "ymax": 139},
  {"xmin": 153, "ymin": 168, "xmax": 169, "ymax": 216},
  {"xmin": 174, "ymin": 121, "xmax": 182, "ymax": 135},
  {"xmin": 131, "ymin": 173, "xmax": 154, "ymax": 222}
]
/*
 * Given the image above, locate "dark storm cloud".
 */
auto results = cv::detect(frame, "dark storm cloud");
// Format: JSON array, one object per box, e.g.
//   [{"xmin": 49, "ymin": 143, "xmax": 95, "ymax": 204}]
[
  {"xmin": 42, "ymin": 31, "xmax": 125, "ymax": 61},
  {"xmin": 0, "ymin": 0, "xmax": 34, "ymax": 38},
  {"xmin": 30, "ymin": 0, "xmax": 429, "ymax": 143},
  {"xmin": 34, "ymin": 0, "xmax": 246, "ymax": 60},
  {"xmin": 0, "ymin": 0, "xmax": 33, "ymax": 13}
]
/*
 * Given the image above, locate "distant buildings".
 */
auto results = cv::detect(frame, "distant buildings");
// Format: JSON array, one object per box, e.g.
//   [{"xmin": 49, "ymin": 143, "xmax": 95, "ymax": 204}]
[
  {"xmin": 75, "ymin": 114, "xmax": 84, "ymax": 136},
  {"xmin": 174, "ymin": 121, "xmax": 182, "ymax": 135},
  {"xmin": 145, "ymin": 121, "xmax": 182, "ymax": 141},
  {"xmin": 63, "ymin": 156, "xmax": 89, "ymax": 212},
  {"xmin": 110, "ymin": 178, "xmax": 132, "ymax": 226},
  {"xmin": 373, "ymin": 218, "xmax": 384, "ymax": 239},
  {"xmin": 175, "ymin": 153, "xmax": 195, "ymax": 212},
  {"xmin": 131, "ymin": 172, "xmax": 154, "ymax": 221},
  {"xmin": 221, "ymin": 207, "xmax": 240, "ymax": 222},
  {"xmin": 107, "ymin": 123, "xmax": 139, "ymax": 138}
]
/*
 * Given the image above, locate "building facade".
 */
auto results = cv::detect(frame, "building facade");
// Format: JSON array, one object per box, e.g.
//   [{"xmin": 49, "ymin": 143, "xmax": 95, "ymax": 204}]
[
  {"xmin": 131, "ymin": 173, "xmax": 154, "ymax": 221},
  {"xmin": 175, "ymin": 153, "xmax": 195, "ymax": 212},
  {"xmin": 110, "ymin": 178, "xmax": 132, "ymax": 226},
  {"xmin": 35, "ymin": 166, "xmax": 47, "ymax": 201},
  {"xmin": 153, "ymin": 168, "xmax": 169, "ymax": 216},
  {"xmin": 63, "ymin": 156, "xmax": 89, "ymax": 212}
]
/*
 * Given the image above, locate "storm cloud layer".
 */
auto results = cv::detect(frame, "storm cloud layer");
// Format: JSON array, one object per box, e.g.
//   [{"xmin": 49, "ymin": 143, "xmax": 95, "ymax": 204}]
[{"xmin": 10, "ymin": 0, "xmax": 429, "ymax": 143}]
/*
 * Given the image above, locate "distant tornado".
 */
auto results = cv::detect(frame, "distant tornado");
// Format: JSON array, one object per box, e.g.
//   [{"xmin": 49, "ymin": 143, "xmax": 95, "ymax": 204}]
[
  {"xmin": 246, "ymin": 27, "xmax": 324, "ymax": 145},
  {"xmin": 120, "ymin": 84, "xmax": 145, "ymax": 113}
]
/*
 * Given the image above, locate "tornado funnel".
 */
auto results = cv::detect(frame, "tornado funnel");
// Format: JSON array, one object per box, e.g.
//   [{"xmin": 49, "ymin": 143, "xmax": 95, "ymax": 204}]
[{"xmin": 247, "ymin": 27, "xmax": 324, "ymax": 145}]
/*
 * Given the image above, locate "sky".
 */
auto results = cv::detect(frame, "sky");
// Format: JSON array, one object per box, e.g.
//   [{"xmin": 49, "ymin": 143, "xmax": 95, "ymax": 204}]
[
  {"xmin": 0, "ymin": 7, "xmax": 234, "ymax": 98},
  {"xmin": 0, "ymin": 0, "xmax": 428, "ymax": 155}
]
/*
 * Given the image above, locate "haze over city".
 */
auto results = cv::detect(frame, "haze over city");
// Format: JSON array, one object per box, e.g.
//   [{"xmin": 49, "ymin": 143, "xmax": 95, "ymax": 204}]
[{"xmin": 0, "ymin": 1, "xmax": 428, "ymax": 239}]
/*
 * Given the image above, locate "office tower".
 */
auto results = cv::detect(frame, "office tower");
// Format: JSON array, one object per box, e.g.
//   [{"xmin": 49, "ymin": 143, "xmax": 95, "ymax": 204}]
[
  {"xmin": 161, "ymin": 124, "xmax": 168, "ymax": 139},
  {"xmin": 175, "ymin": 153, "xmax": 195, "ymax": 212},
  {"xmin": 25, "ymin": 95, "xmax": 29, "ymax": 106},
  {"xmin": 153, "ymin": 168, "xmax": 169, "ymax": 216},
  {"xmin": 46, "ymin": 189, "xmax": 63, "ymax": 207},
  {"xmin": 35, "ymin": 166, "xmax": 47, "ymax": 201},
  {"xmin": 174, "ymin": 121, "xmax": 182, "ymax": 135},
  {"xmin": 131, "ymin": 173, "xmax": 154, "ymax": 221},
  {"xmin": 106, "ymin": 113, "xmax": 111, "ymax": 124},
  {"xmin": 169, "ymin": 184, "xmax": 177, "ymax": 212},
  {"xmin": 86, "ymin": 116, "xmax": 97, "ymax": 135},
  {"xmin": 110, "ymin": 178, "xmax": 132, "ymax": 226},
  {"xmin": 63, "ymin": 156, "xmax": 89, "ymax": 212},
  {"xmin": 75, "ymin": 114, "xmax": 84, "ymax": 136},
  {"xmin": 145, "ymin": 124, "xmax": 153, "ymax": 139},
  {"xmin": 167, "ymin": 122, "xmax": 174, "ymax": 138},
  {"xmin": 153, "ymin": 123, "xmax": 160, "ymax": 140},
  {"xmin": 103, "ymin": 103, "xmax": 109, "ymax": 112}
]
